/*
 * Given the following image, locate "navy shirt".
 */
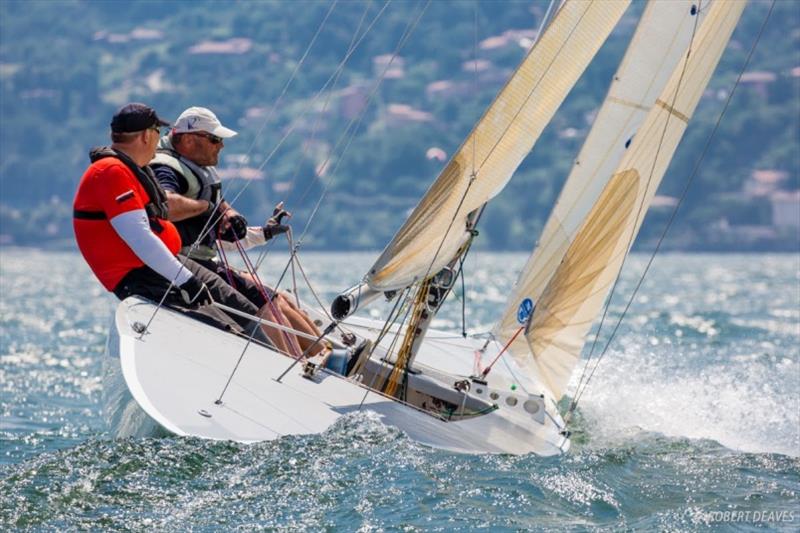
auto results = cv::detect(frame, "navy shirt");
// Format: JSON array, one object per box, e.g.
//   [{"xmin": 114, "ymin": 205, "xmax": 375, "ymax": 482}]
[{"xmin": 152, "ymin": 164, "xmax": 188, "ymax": 195}]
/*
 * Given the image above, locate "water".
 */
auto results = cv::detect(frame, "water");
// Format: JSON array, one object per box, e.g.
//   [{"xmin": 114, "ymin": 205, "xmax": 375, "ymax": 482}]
[{"xmin": 1, "ymin": 249, "xmax": 798, "ymax": 531}]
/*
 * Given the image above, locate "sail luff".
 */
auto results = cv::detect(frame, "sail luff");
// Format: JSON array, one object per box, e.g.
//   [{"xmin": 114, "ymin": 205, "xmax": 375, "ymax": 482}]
[
  {"xmin": 502, "ymin": 0, "xmax": 747, "ymax": 400},
  {"xmin": 364, "ymin": 0, "xmax": 631, "ymax": 292}
]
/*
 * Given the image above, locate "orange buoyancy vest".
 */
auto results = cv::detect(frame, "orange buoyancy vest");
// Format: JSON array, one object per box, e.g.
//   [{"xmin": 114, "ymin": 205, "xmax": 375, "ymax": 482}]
[{"xmin": 73, "ymin": 148, "xmax": 181, "ymax": 291}]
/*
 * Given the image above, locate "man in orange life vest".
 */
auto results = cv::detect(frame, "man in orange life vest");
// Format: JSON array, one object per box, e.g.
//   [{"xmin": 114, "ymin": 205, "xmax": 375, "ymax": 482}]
[{"xmin": 72, "ymin": 103, "xmax": 269, "ymax": 341}]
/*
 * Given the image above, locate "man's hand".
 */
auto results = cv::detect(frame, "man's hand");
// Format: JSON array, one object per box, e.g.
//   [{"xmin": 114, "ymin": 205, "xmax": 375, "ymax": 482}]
[
  {"xmin": 219, "ymin": 214, "xmax": 248, "ymax": 242},
  {"xmin": 263, "ymin": 201, "xmax": 291, "ymax": 240},
  {"xmin": 271, "ymin": 202, "xmax": 291, "ymax": 225},
  {"xmin": 263, "ymin": 220, "xmax": 289, "ymax": 240},
  {"xmin": 178, "ymin": 276, "xmax": 212, "ymax": 306}
]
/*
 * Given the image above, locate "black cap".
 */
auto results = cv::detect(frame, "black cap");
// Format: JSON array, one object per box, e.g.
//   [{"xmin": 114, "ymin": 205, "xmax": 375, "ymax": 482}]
[{"xmin": 110, "ymin": 103, "xmax": 170, "ymax": 133}]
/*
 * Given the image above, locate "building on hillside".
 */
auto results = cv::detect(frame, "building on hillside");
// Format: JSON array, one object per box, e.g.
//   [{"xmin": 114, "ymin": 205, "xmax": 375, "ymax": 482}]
[
  {"xmin": 189, "ymin": 38, "xmax": 252, "ymax": 55},
  {"xmin": 425, "ymin": 80, "xmax": 471, "ymax": 101},
  {"xmin": 739, "ymin": 70, "xmax": 777, "ymax": 99},
  {"xmin": 373, "ymin": 54, "xmax": 405, "ymax": 79},
  {"xmin": 337, "ymin": 84, "xmax": 369, "ymax": 120},
  {"xmin": 743, "ymin": 169, "xmax": 788, "ymax": 197},
  {"xmin": 216, "ymin": 167, "xmax": 264, "ymax": 181},
  {"xmin": 384, "ymin": 103, "xmax": 433, "ymax": 127},
  {"xmin": 479, "ymin": 29, "xmax": 537, "ymax": 51},
  {"xmin": 651, "ymin": 195, "xmax": 679, "ymax": 208},
  {"xmin": 93, "ymin": 28, "xmax": 163, "ymax": 43},
  {"xmin": 770, "ymin": 190, "xmax": 800, "ymax": 230},
  {"xmin": 129, "ymin": 28, "xmax": 164, "ymax": 41},
  {"xmin": 143, "ymin": 69, "xmax": 178, "ymax": 94}
]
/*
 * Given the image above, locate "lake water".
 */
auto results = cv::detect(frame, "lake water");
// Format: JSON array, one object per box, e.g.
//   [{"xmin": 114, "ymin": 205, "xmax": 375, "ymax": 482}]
[{"xmin": 1, "ymin": 249, "xmax": 798, "ymax": 530}]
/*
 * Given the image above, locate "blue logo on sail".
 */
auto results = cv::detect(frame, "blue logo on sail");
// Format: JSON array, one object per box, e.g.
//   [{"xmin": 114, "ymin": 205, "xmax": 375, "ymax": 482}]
[{"xmin": 517, "ymin": 298, "xmax": 534, "ymax": 324}]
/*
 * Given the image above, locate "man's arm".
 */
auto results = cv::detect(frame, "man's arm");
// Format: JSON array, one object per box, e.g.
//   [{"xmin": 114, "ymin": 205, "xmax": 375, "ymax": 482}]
[
  {"xmin": 152, "ymin": 164, "xmax": 212, "ymax": 222},
  {"xmin": 165, "ymin": 191, "xmax": 212, "ymax": 222},
  {"xmin": 96, "ymin": 164, "xmax": 193, "ymax": 287}
]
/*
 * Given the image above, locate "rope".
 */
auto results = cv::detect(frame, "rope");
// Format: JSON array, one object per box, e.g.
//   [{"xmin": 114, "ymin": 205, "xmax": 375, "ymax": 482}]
[
  {"xmin": 358, "ymin": 286, "xmax": 414, "ymax": 409},
  {"xmin": 568, "ymin": 0, "xmax": 776, "ymax": 416},
  {"xmin": 234, "ymin": 237, "xmax": 302, "ymax": 357},
  {"xmin": 287, "ymin": 231, "xmax": 301, "ymax": 308},
  {"xmin": 459, "ymin": 254, "xmax": 467, "ymax": 338},
  {"xmin": 384, "ymin": 280, "xmax": 430, "ymax": 397},
  {"xmin": 480, "ymin": 325, "xmax": 524, "ymax": 378}
]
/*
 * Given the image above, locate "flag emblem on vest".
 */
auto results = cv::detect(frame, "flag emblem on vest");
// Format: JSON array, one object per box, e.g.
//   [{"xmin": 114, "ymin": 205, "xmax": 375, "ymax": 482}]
[{"xmin": 115, "ymin": 190, "xmax": 134, "ymax": 203}]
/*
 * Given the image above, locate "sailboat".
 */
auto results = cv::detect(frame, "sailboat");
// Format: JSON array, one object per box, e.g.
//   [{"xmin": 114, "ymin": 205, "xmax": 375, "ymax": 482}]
[{"xmin": 106, "ymin": 0, "xmax": 747, "ymax": 455}]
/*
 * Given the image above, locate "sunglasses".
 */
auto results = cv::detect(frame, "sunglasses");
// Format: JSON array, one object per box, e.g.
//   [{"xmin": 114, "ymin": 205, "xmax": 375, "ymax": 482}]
[{"xmin": 192, "ymin": 132, "xmax": 224, "ymax": 145}]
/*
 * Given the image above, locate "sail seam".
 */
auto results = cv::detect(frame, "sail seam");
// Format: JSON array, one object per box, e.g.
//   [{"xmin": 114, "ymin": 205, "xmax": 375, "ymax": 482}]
[
  {"xmin": 654, "ymin": 98, "xmax": 690, "ymax": 123},
  {"xmin": 606, "ymin": 96, "xmax": 651, "ymax": 112}
]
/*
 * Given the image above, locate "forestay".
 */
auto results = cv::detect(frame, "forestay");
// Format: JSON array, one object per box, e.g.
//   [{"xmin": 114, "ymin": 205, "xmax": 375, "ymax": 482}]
[
  {"xmin": 365, "ymin": 0, "xmax": 631, "ymax": 291},
  {"xmin": 498, "ymin": 0, "xmax": 746, "ymax": 400}
]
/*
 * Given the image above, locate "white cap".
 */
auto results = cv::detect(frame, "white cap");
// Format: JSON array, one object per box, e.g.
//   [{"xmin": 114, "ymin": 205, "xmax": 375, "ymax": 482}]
[{"xmin": 172, "ymin": 106, "xmax": 237, "ymax": 138}]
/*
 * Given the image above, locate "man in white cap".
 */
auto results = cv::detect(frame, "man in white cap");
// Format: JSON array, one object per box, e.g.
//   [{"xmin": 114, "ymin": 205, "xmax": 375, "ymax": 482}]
[{"xmin": 151, "ymin": 106, "xmax": 324, "ymax": 356}]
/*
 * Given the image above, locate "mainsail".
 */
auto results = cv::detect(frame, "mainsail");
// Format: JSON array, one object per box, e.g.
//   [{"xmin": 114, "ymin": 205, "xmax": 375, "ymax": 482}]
[
  {"xmin": 496, "ymin": 0, "xmax": 746, "ymax": 400},
  {"xmin": 364, "ymin": 0, "xmax": 631, "ymax": 291}
]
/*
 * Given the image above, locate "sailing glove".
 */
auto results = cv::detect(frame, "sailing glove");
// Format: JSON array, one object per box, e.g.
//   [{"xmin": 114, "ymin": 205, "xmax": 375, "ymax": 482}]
[
  {"xmin": 263, "ymin": 202, "xmax": 290, "ymax": 240},
  {"xmin": 219, "ymin": 214, "xmax": 248, "ymax": 242},
  {"xmin": 178, "ymin": 277, "xmax": 212, "ymax": 306},
  {"xmin": 263, "ymin": 220, "xmax": 289, "ymax": 240}
]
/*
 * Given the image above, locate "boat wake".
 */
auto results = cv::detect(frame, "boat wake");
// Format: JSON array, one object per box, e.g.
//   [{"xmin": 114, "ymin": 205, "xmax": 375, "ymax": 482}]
[{"xmin": 569, "ymin": 344, "xmax": 799, "ymax": 457}]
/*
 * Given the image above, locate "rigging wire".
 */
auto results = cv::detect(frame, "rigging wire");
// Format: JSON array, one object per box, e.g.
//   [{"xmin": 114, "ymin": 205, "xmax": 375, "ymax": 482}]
[
  {"xmin": 285, "ymin": 0, "xmax": 376, "ymax": 208},
  {"xmin": 249, "ymin": 0, "xmax": 425, "ymax": 302},
  {"xmin": 223, "ymin": 0, "xmax": 393, "ymax": 220},
  {"xmin": 249, "ymin": 1, "xmax": 378, "ymax": 275},
  {"xmin": 236, "ymin": 1, "xmax": 340, "ymax": 168},
  {"xmin": 568, "ymin": 0, "xmax": 776, "ymax": 415},
  {"xmin": 293, "ymin": 0, "xmax": 432, "ymax": 246}
]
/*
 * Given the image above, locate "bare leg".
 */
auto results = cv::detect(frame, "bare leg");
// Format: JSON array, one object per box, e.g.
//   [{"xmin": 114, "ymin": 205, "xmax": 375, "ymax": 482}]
[
  {"xmin": 276, "ymin": 292, "xmax": 322, "ymax": 335},
  {"xmin": 257, "ymin": 303, "xmax": 292, "ymax": 355},
  {"xmin": 275, "ymin": 295, "xmax": 326, "ymax": 356},
  {"xmin": 234, "ymin": 270, "xmax": 325, "ymax": 354}
]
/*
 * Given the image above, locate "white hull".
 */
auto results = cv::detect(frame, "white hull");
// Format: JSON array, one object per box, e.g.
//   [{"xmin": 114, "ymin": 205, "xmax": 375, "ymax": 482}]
[{"xmin": 108, "ymin": 297, "xmax": 570, "ymax": 456}]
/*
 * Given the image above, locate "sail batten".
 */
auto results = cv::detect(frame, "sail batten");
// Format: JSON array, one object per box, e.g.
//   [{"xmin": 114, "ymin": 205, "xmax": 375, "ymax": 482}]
[
  {"xmin": 365, "ymin": 0, "xmax": 632, "ymax": 291},
  {"xmin": 495, "ymin": 0, "xmax": 746, "ymax": 400}
]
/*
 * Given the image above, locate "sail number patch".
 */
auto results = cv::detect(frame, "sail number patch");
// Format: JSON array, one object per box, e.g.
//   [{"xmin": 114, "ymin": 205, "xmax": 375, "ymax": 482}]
[{"xmin": 517, "ymin": 298, "xmax": 534, "ymax": 324}]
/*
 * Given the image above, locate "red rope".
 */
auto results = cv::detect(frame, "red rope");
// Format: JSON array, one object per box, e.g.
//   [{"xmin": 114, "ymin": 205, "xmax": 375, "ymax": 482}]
[
  {"xmin": 215, "ymin": 233, "xmax": 237, "ymax": 288},
  {"xmin": 481, "ymin": 326, "xmax": 524, "ymax": 378},
  {"xmin": 214, "ymin": 222, "xmax": 302, "ymax": 358},
  {"xmin": 233, "ymin": 236, "xmax": 302, "ymax": 357}
]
